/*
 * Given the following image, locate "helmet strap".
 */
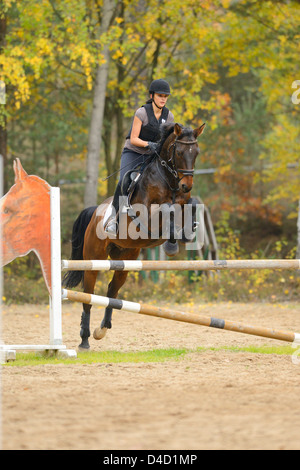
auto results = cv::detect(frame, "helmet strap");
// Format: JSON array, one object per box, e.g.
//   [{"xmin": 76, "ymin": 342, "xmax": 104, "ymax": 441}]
[{"xmin": 151, "ymin": 95, "xmax": 163, "ymax": 110}]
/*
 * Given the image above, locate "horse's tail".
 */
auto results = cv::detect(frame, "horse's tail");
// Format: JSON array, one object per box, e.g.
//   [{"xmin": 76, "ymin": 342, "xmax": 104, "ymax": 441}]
[{"xmin": 62, "ymin": 206, "xmax": 97, "ymax": 288}]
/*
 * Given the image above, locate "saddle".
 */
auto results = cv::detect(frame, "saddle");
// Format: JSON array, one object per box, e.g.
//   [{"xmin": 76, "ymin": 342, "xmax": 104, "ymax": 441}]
[
  {"xmin": 103, "ymin": 158, "xmax": 153, "ymax": 233},
  {"xmin": 120, "ymin": 158, "xmax": 153, "ymax": 220}
]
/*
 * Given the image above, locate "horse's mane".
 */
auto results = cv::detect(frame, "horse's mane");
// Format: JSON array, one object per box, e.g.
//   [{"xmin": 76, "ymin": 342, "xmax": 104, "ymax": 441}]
[
  {"xmin": 159, "ymin": 122, "xmax": 176, "ymax": 144},
  {"xmin": 158, "ymin": 122, "xmax": 194, "ymax": 153}
]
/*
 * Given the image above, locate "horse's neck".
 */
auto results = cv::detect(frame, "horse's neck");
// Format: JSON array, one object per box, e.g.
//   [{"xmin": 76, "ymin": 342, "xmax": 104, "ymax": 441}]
[{"xmin": 133, "ymin": 157, "xmax": 175, "ymax": 206}]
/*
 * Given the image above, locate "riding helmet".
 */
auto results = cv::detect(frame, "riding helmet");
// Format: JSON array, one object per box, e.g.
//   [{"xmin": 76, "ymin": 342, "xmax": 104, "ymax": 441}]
[{"xmin": 149, "ymin": 79, "xmax": 171, "ymax": 95}]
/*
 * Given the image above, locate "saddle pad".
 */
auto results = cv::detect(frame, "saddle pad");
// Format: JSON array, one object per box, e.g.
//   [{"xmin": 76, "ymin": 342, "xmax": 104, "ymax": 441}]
[{"xmin": 103, "ymin": 201, "xmax": 113, "ymax": 228}]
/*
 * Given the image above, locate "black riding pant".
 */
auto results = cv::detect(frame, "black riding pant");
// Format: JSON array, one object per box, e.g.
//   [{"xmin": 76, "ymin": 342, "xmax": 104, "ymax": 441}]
[{"xmin": 111, "ymin": 148, "xmax": 150, "ymax": 214}]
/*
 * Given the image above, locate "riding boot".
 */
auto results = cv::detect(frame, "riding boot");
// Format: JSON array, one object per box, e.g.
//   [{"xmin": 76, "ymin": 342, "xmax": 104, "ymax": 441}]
[{"xmin": 105, "ymin": 180, "xmax": 122, "ymax": 235}]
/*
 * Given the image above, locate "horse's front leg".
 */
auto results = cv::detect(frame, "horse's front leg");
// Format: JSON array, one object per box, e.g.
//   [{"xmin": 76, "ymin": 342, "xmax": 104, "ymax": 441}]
[
  {"xmin": 93, "ymin": 270, "xmax": 129, "ymax": 340},
  {"xmin": 79, "ymin": 270, "xmax": 98, "ymax": 351},
  {"xmin": 178, "ymin": 197, "xmax": 199, "ymax": 243},
  {"xmin": 162, "ymin": 203, "xmax": 179, "ymax": 256}
]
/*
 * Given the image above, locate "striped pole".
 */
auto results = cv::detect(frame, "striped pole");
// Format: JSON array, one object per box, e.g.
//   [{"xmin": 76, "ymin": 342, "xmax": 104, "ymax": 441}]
[
  {"xmin": 61, "ymin": 259, "xmax": 300, "ymax": 272},
  {"xmin": 62, "ymin": 289, "xmax": 300, "ymax": 344}
]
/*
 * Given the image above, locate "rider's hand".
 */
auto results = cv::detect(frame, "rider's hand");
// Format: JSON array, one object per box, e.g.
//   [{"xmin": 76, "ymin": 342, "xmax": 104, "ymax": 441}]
[{"xmin": 147, "ymin": 142, "xmax": 160, "ymax": 154}]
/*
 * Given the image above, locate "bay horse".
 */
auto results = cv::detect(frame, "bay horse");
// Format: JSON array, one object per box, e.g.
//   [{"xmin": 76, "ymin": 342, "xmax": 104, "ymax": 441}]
[
  {"xmin": 0, "ymin": 158, "xmax": 52, "ymax": 294},
  {"xmin": 63, "ymin": 122, "xmax": 205, "ymax": 350}
]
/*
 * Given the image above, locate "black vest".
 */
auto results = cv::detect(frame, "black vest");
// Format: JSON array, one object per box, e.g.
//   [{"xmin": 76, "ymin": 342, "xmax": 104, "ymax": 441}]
[{"xmin": 126, "ymin": 103, "xmax": 169, "ymax": 142}]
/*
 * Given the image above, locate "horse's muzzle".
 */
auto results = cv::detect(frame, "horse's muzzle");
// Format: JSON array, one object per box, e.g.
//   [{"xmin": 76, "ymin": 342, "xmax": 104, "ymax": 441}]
[
  {"xmin": 178, "ymin": 168, "xmax": 194, "ymax": 193},
  {"xmin": 181, "ymin": 183, "xmax": 193, "ymax": 193}
]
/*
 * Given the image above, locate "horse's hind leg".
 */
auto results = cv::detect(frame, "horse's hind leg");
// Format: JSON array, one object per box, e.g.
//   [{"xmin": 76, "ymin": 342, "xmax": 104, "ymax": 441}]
[
  {"xmin": 79, "ymin": 304, "xmax": 91, "ymax": 350},
  {"xmin": 93, "ymin": 270, "xmax": 129, "ymax": 340},
  {"xmin": 79, "ymin": 270, "xmax": 98, "ymax": 351}
]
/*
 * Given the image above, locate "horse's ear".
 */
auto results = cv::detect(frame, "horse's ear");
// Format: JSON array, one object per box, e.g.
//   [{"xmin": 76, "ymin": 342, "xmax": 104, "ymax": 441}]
[
  {"xmin": 174, "ymin": 123, "xmax": 182, "ymax": 137},
  {"xmin": 13, "ymin": 158, "xmax": 28, "ymax": 182},
  {"xmin": 193, "ymin": 123, "xmax": 206, "ymax": 138}
]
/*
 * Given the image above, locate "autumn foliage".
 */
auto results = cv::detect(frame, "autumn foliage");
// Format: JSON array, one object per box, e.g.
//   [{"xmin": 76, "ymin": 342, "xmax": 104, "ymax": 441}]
[{"xmin": 1, "ymin": 0, "xmax": 299, "ymax": 257}]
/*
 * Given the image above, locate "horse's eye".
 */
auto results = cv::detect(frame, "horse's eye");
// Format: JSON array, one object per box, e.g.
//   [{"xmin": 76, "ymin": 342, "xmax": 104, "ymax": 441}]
[{"xmin": 3, "ymin": 207, "xmax": 10, "ymax": 214}]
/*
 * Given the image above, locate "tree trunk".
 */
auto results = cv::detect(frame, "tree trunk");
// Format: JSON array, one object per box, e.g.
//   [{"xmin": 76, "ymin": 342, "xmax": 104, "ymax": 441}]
[
  {"xmin": 103, "ymin": 3, "xmax": 125, "ymax": 199},
  {"xmin": 103, "ymin": 100, "xmax": 114, "ymax": 194},
  {"xmin": 109, "ymin": 61, "xmax": 125, "ymax": 197},
  {"xmin": 84, "ymin": 0, "xmax": 115, "ymax": 208}
]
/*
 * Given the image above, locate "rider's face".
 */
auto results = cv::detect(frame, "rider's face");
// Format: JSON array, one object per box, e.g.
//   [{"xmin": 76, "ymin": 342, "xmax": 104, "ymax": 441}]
[{"xmin": 153, "ymin": 93, "xmax": 169, "ymax": 108}]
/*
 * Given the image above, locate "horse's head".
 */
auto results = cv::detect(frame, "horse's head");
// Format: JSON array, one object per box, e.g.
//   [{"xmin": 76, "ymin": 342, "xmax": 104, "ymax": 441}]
[
  {"xmin": 0, "ymin": 158, "xmax": 52, "ymax": 292},
  {"xmin": 161, "ymin": 122, "xmax": 205, "ymax": 194}
]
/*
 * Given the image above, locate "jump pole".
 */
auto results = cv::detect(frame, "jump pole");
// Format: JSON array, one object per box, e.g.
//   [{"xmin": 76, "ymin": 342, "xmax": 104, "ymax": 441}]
[
  {"xmin": 62, "ymin": 289, "xmax": 300, "ymax": 345},
  {"xmin": 61, "ymin": 259, "xmax": 300, "ymax": 272}
]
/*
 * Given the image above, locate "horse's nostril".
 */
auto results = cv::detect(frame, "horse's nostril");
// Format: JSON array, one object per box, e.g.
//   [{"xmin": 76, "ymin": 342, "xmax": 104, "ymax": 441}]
[{"xmin": 182, "ymin": 184, "xmax": 192, "ymax": 193}]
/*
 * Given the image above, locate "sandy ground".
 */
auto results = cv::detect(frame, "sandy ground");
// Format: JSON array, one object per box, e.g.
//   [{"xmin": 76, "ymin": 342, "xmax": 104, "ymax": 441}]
[{"xmin": 1, "ymin": 300, "xmax": 300, "ymax": 450}]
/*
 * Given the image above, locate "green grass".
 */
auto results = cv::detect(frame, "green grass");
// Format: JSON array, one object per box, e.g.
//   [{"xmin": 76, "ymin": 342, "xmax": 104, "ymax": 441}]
[
  {"xmin": 3, "ymin": 348, "xmax": 187, "ymax": 366},
  {"xmin": 220, "ymin": 345, "xmax": 296, "ymax": 355},
  {"xmin": 3, "ymin": 344, "xmax": 296, "ymax": 367}
]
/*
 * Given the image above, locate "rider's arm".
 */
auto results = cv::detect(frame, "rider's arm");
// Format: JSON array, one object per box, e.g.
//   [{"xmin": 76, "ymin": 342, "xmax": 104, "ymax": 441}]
[{"xmin": 130, "ymin": 116, "xmax": 149, "ymax": 148}]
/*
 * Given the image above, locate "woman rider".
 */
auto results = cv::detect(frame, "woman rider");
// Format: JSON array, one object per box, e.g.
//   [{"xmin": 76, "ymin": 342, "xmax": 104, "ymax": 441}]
[{"xmin": 105, "ymin": 78, "xmax": 175, "ymax": 235}]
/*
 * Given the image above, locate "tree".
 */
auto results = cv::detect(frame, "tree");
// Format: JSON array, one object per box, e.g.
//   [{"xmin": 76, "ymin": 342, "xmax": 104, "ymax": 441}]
[
  {"xmin": 84, "ymin": 0, "xmax": 116, "ymax": 208},
  {"xmin": 2, "ymin": 0, "xmax": 299, "ymax": 256},
  {"xmin": 1, "ymin": 0, "xmax": 97, "ymax": 183},
  {"xmin": 101, "ymin": 0, "xmax": 228, "ymax": 196}
]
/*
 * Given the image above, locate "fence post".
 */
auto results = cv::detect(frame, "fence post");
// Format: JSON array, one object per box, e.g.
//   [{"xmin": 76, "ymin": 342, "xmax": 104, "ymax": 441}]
[{"xmin": 49, "ymin": 187, "xmax": 63, "ymax": 345}]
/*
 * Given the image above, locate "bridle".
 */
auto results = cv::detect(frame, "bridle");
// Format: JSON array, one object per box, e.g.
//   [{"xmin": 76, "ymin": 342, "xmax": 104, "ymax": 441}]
[{"xmin": 157, "ymin": 135, "xmax": 198, "ymax": 191}]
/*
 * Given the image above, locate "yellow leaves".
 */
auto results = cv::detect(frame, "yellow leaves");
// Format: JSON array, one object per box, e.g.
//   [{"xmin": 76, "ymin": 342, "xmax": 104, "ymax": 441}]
[
  {"xmin": 0, "ymin": 54, "xmax": 30, "ymax": 107},
  {"xmin": 8, "ymin": 46, "xmax": 24, "ymax": 58},
  {"xmin": 36, "ymin": 38, "xmax": 52, "ymax": 56},
  {"xmin": 68, "ymin": 44, "xmax": 96, "ymax": 90},
  {"xmin": 107, "ymin": 78, "xmax": 118, "ymax": 90},
  {"xmin": 219, "ymin": 164, "xmax": 232, "ymax": 176},
  {"xmin": 26, "ymin": 55, "xmax": 43, "ymax": 79},
  {"xmin": 221, "ymin": 0, "xmax": 231, "ymax": 8},
  {"xmin": 80, "ymin": 53, "xmax": 94, "ymax": 90},
  {"xmin": 210, "ymin": 114, "xmax": 218, "ymax": 131},
  {"xmin": 1, "ymin": 0, "xmax": 14, "ymax": 16},
  {"xmin": 112, "ymin": 49, "xmax": 122, "ymax": 60}
]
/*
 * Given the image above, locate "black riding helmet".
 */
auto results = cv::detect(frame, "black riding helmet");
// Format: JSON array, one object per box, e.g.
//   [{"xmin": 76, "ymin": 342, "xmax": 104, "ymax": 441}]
[{"xmin": 149, "ymin": 79, "xmax": 171, "ymax": 96}]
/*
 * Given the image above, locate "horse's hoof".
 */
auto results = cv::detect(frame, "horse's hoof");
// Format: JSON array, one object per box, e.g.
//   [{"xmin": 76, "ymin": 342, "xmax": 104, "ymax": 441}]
[
  {"xmin": 93, "ymin": 327, "xmax": 108, "ymax": 340},
  {"xmin": 163, "ymin": 240, "xmax": 179, "ymax": 256},
  {"xmin": 78, "ymin": 344, "xmax": 90, "ymax": 352},
  {"xmin": 78, "ymin": 339, "xmax": 90, "ymax": 352},
  {"xmin": 101, "ymin": 319, "xmax": 112, "ymax": 329},
  {"xmin": 177, "ymin": 228, "xmax": 196, "ymax": 244}
]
